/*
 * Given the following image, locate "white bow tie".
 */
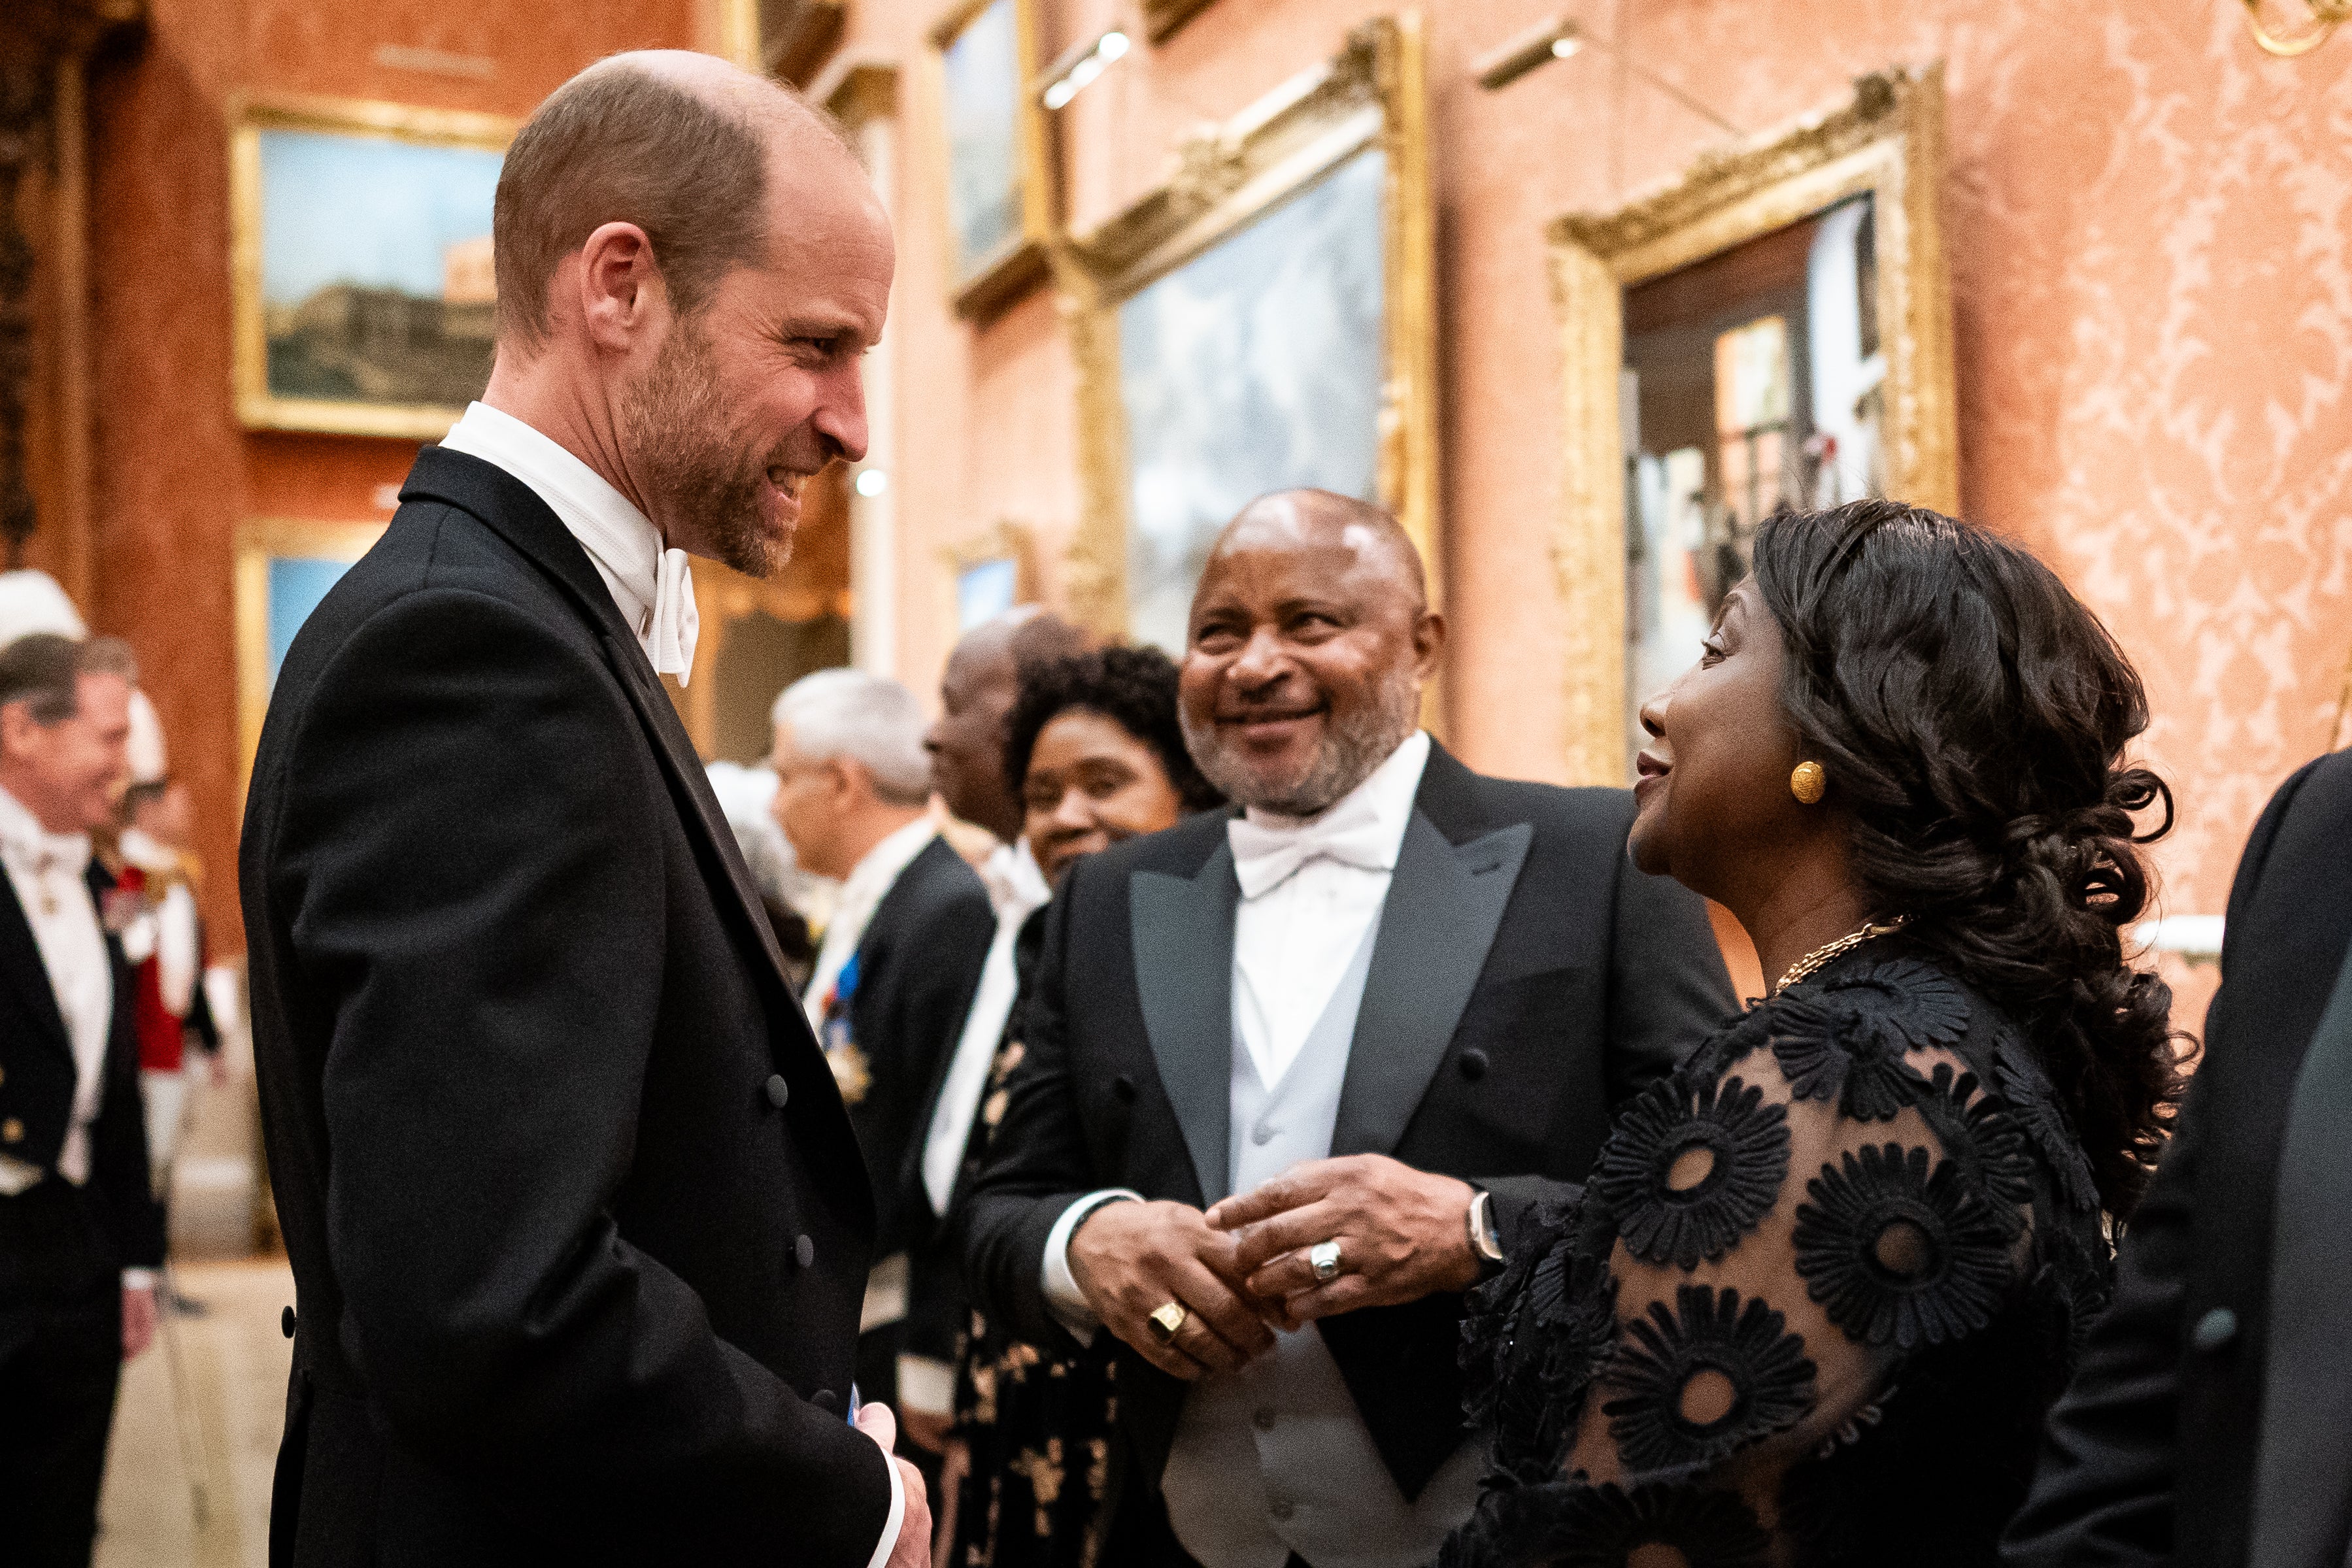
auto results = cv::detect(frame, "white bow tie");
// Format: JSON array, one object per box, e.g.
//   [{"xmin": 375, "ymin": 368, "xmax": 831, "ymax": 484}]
[
  {"xmin": 1227, "ymin": 799, "xmax": 1398, "ymax": 900},
  {"xmin": 649, "ymin": 548, "xmax": 700, "ymax": 684}
]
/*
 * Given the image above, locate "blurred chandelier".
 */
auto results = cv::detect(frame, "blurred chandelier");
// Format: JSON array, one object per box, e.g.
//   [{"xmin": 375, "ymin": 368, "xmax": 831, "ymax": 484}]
[{"xmin": 2244, "ymin": 0, "xmax": 2345, "ymax": 55}]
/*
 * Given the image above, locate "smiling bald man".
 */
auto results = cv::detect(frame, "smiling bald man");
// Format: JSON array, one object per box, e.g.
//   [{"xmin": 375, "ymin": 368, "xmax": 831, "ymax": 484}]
[
  {"xmin": 959, "ymin": 490, "xmax": 1736, "ymax": 1568},
  {"xmin": 242, "ymin": 53, "xmax": 929, "ymax": 1568}
]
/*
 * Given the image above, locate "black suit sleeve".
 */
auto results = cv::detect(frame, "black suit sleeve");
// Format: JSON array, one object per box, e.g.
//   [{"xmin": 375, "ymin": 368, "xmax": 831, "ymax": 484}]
[
  {"xmin": 1483, "ymin": 828, "xmax": 1734, "ymax": 1252},
  {"xmin": 955, "ymin": 880, "xmax": 1095, "ymax": 1351},
  {"xmin": 261, "ymin": 588, "xmax": 891, "ymax": 1564}
]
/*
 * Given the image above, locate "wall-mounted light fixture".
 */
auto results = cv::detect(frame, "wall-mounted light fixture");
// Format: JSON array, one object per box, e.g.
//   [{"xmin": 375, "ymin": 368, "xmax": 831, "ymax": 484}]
[
  {"xmin": 1471, "ymin": 13, "xmax": 1742, "ymax": 138},
  {"xmin": 1472, "ymin": 16, "xmax": 1583, "ymax": 92},
  {"xmin": 2244, "ymin": 0, "xmax": 2345, "ymax": 54},
  {"xmin": 1039, "ymin": 29, "xmax": 1131, "ymax": 110}
]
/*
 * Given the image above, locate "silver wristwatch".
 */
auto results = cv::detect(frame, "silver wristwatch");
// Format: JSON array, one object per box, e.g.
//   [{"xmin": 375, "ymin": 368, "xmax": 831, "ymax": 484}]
[{"xmin": 1466, "ymin": 1188, "xmax": 1505, "ymax": 1271}]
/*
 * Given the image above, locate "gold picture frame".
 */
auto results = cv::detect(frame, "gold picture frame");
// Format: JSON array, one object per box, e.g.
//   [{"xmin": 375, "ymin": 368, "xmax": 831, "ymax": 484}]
[
  {"xmin": 234, "ymin": 517, "xmax": 390, "ymax": 792},
  {"xmin": 230, "ymin": 93, "xmax": 517, "ymax": 439},
  {"xmin": 1547, "ymin": 66, "xmax": 1957, "ymax": 785},
  {"xmin": 1055, "ymin": 14, "xmax": 1437, "ymax": 659},
  {"xmin": 930, "ymin": 0, "xmax": 1054, "ymax": 319},
  {"xmin": 943, "ymin": 518, "xmax": 1037, "ymax": 634}
]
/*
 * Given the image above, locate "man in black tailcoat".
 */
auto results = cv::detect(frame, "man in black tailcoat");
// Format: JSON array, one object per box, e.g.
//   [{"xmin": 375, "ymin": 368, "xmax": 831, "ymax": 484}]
[
  {"xmin": 0, "ymin": 633, "xmax": 163, "ymax": 1568},
  {"xmin": 959, "ymin": 490, "xmax": 1736, "ymax": 1568},
  {"xmin": 2005, "ymin": 746, "xmax": 2352, "ymax": 1568},
  {"xmin": 241, "ymin": 52, "xmax": 928, "ymax": 1568}
]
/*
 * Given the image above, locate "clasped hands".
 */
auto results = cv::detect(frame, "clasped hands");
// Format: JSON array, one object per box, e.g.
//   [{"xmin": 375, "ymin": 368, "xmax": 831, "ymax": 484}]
[{"xmin": 1064, "ymin": 1154, "xmax": 1483, "ymax": 1381}]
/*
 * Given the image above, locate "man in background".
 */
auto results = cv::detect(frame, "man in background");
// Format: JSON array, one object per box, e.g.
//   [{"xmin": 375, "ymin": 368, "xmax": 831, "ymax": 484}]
[
  {"xmin": 898, "ymin": 608, "xmax": 1086, "ymax": 1449},
  {"xmin": 0, "ymin": 633, "xmax": 163, "ymax": 1568},
  {"xmin": 772, "ymin": 668, "xmax": 994, "ymax": 1474}
]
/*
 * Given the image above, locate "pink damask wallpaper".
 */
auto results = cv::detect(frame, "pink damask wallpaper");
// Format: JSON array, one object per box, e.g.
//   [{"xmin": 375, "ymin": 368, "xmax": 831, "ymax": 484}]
[{"xmin": 858, "ymin": 0, "xmax": 2349, "ymax": 989}]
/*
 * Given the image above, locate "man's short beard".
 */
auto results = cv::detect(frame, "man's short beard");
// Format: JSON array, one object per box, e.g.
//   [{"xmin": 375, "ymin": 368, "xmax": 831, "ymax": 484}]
[
  {"xmin": 1183, "ymin": 667, "xmax": 1420, "ymax": 818},
  {"xmin": 619, "ymin": 314, "xmax": 790, "ymax": 579}
]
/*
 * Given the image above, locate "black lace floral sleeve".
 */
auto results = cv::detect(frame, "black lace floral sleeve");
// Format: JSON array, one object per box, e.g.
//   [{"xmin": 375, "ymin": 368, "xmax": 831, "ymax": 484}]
[{"xmin": 1447, "ymin": 950, "xmax": 2112, "ymax": 1568}]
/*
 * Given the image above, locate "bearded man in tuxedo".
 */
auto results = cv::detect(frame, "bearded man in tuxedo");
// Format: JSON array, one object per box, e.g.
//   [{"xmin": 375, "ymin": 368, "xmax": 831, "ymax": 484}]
[
  {"xmin": 959, "ymin": 490, "xmax": 1736, "ymax": 1567},
  {"xmin": 242, "ymin": 52, "xmax": 928, "ymax": 1567}
]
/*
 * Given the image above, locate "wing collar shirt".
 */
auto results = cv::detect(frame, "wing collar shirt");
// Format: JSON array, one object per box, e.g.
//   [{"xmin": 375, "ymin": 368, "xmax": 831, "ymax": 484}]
[
  {"xmin": 0, "ymin": 784, "xmax": 112, "ymax": 1195},
  {"xmin": 437, "ymin": 402, "xmax": 699, "ymax": 682},
  {"xmin": 1040, "ymin": 730, "xmax": 1433, "ymax": 1329},
  {"xmin": 803, "ymin": 815, "xmax": 941, "ymax": 1035},
  {"xmin": 438, "ymin": 407, "xmax": 901, "ymax": 1568}
]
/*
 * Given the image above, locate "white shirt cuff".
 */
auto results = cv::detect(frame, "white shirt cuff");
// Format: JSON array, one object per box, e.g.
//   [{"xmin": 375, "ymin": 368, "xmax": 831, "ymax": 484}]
[
  {"xmin": 896, "ymin": 1354, "xmax": 956, "ymax": 1418},
  {"xmin": 862, "ymin": 1429, "xmax": 905, "ymax": 1568},
  {"xmin": 122, "ymin": 1267, "xmax": 157, "ymax": 1291},
  {"xmin": 1041, "ymin": 1189, "xmax": 1143, "ymax": 1345}
]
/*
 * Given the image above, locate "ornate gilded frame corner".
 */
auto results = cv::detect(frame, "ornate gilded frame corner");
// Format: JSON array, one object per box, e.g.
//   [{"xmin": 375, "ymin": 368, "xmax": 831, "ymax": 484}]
[
  {"xmin": 930, "ymin": 0, "xmax": 1054, "ymax": 320},
  {"xmin": 233, "ymin": 516, "xmax": 388, "ymax": 795},
  {"xmin": 1144, "ymin": 0, "xmax": 1222, "ymax": 44},
  {"xmin": 1546, "ymin": 65, "xmax": 1957, "ymax": 785},
  {"xmin": 1056, "ymin": 15, "xmax": 1439, "ymax": 644},
  {"xmin": 229, "ymin": 93, "xmax": 516, "ymax": 440}
]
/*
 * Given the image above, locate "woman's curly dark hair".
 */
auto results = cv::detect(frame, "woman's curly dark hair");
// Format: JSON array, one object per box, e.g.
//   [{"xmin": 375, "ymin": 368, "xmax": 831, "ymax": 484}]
[
  {"xmin": 1002, "ymin": 644, "xmax": 1225, "ymax": 814},
  {"xmin": 1751, "ymin": 499, "xmax": 2189, "ymax": 1218}
]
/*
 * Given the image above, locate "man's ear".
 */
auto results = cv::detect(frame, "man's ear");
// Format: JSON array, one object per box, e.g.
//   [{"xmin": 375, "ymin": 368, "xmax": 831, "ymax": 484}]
[
  {"xmin": 1413, "ymin": 610, "xmax": 1447, "ymax": 682},
  {"xmin": 573, "ymin": 221, "xmax": 665, "ymax": 354},
  {"xmin": 0, "ymin": 700, "xmax": 35, "ymax": 763}
]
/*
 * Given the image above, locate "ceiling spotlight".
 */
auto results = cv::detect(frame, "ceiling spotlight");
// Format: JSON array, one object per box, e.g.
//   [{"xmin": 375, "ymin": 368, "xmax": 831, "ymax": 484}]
[
  {"xmin": 1475, "ymin": 18, "xmax": 1583, "ymax": 91},
  {"xmin": 1040, "ymin": 29, "xmax": 1129, "ymax": 110}
]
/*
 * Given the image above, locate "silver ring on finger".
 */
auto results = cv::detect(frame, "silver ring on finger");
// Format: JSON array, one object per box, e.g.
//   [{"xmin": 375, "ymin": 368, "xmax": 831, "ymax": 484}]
[{"xmin": 1309, "ymin": 1238, "xmax": 1343, "ymax": 1283}]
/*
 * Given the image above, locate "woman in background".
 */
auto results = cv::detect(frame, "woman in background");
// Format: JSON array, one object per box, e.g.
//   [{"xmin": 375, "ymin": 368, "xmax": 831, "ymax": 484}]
[
  {"xmin": 943, "ymin": 645, "xmax": 1223, "ymax": 1568},
  {"xmin": 1445, "ymin": 500, "xmax": 2187, "ymax": 1567}
]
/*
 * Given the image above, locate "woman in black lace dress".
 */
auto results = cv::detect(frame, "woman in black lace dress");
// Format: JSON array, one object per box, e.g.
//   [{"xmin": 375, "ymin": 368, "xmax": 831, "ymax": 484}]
[{"xmin": 1445, "ymin": 500, "xmax": 2187, "ymax": 1568}]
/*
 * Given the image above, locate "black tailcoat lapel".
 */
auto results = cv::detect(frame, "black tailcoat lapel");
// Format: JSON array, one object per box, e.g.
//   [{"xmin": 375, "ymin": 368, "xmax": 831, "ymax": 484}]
[
  {"xmin": 1332, "ymin": 812, "xmax": 1532, "ymax": 1159},
  {"xmin": 0, "ymin": 871, "xmax": 72, "ymax": 1067},
  {"xmin": 399, "ymin": 448, "xmax": 798, "ymax": 1014},
  {"xmin": 1128, "ymin": 841, "xmax": 1240, "ymax": 1209}
]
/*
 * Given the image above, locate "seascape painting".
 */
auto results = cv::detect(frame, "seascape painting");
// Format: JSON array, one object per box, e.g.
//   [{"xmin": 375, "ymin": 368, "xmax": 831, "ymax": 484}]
[
  {"xmin": 1116, "ymin": 148, "xmax": 1386, "ymax": 654},
  {"xmin": 941, "ymin": 0, "xmax": 1026, "ymax": 286},
  {"xmin": 256, "ymin": 128, "xmax": 504, "ymax": 414}
]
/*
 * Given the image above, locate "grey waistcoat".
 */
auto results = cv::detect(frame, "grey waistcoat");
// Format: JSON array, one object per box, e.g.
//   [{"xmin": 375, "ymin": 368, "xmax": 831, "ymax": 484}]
[{"xmin": 1158, "ymin": 919, "xmax": 1483, "ymax": 1568}]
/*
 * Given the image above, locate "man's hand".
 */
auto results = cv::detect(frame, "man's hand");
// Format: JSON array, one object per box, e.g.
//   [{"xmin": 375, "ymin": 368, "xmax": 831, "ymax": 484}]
[
  {"xmin": 122, "ymin": 1282, "xmax": 159, "ymax": 1359},
  {"xmin": 1205, "ymin": 1154, "xmax": 1481, "ymax": 1327},
  {"xmin": 1066, "ymin": 1199, "xmax": 1276, "ymax": 1380},
  {"xmin": 854, "ymin": 1403, "xmax": 933, "ymax": 1568}
]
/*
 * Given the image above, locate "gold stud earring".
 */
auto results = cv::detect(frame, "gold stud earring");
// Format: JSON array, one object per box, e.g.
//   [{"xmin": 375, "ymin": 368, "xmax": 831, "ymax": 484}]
[{"xmin": 1790, "ymin": 761, "xmax": 1827, "ymax": 805}]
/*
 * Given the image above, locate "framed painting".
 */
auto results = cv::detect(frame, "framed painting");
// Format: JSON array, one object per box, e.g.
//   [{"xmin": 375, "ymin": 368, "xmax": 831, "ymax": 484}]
[
  {"xmin": 231, "ymin": 95, "xmax": 516, "ymax": 439},
  {"xmin": 234, "ymin": 518, "xmax": 388, "ymax": 788},
  {"xmin": 944, "ymin": 519, "xmax": 1036, "ymax": 632},
  {"xmin": 931, "ymin": 0, "xmax": 1052, "ymax": 318},
  {"xmin": 1548, "ymin": 67, "xmax": 1957, "ymax": 784},
  {"xmin": 1056, "ymin": 16, "xmax": 1436, "ymax": 669}
]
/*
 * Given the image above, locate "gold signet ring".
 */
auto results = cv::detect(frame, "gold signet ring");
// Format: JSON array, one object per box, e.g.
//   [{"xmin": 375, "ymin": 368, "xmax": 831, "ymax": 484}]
[
  {"xmin": 1147, "ymin": 1301, "xmax": 1188, "ymax": 1344},
  {"xmin": 1309, "ymin": 1239, "xmax": 1343, "ymax": 1282}
]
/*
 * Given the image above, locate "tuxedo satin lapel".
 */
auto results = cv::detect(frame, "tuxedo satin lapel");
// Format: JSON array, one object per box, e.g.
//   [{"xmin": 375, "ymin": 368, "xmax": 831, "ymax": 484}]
[
  {"xmin": 2249, "ymin": 940, "xmax": 2352, "ymax": 1568},
  {"xmin": 0, "ymin": 873, "xmax": 72, "ymax": 1065},
  {"xmin": 1130, "ymin": 842, "xmax": 1240, "ymax": 1208},
  {"xmin": 1331, "ymin": 814, "xmax": 1532, "ymax": 1159}
]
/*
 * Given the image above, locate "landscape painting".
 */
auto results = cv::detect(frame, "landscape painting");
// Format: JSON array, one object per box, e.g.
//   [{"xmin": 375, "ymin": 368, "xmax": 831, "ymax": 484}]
[
  {"xmin": 935, "ymin": 0, "xmax": 1045, "ymax": 314},
  {"xmin": 1115, "ymin": 148, "xmax": 1386, "ymax": 654},
  {"xmin": 233, "ymin": 100, "xmax": 512, "ymax": 437}
]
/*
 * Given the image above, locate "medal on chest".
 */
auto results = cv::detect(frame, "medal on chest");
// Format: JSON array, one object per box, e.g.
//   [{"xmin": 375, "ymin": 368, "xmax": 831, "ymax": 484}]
[{"xmin": 820, "ymin": 952, "xmax": 871, "ymax": 1105}]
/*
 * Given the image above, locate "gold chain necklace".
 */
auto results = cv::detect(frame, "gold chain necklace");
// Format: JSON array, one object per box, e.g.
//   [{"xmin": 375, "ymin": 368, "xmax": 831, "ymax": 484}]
[{"xmin": 1773, "ymin": 915, "xmax": 1911, "ymax": 994}]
